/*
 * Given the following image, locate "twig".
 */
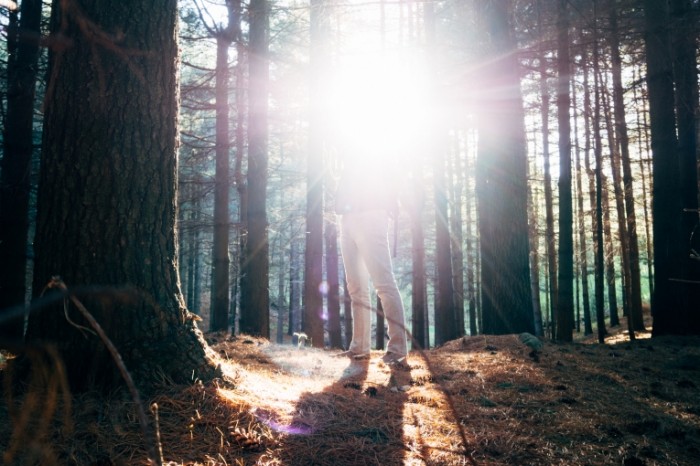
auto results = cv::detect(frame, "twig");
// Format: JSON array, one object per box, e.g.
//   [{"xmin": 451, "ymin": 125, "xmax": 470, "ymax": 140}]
[{"xmin": 46, "ymin": 277, "xmax": 163, "ymax": 466}]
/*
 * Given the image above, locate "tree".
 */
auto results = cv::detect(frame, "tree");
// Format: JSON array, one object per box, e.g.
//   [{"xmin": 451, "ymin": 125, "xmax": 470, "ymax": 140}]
[
  {"xmin": 0, "ymin": 0, "xmax": 42, "ymax": 340},
  {"xmin": 239, "ymin": 0, "xmax": 270, "ymax": 337},
  {"xmin": 555, "ymin": 0, "xmax": 574, "ymax": 342},
  {"xmin": 302, "ymin": 0, "xmax": 328, "ymax": 348},
  {"xmin": 608, "ymin": 0, "xmax": 644, "ymax": 334},
  {"xmin": 475, "ymin": 1, "xmax": 534, "ymax": 335},
  {"xmin": 426, "ymin": 0, "xmax": 456, "ymax": 345},
  {"xmin": 25, "ymin": 0, "xmax": 220, "ymax": 390},
  {"xmin": 670, "ymin": 0, "xmax": 700, "ymax": 334},
  {"xmin": 209, "ymin": 0, "xmax": 238, "ymax": 332},
  {"xmin": 644, "ymin": 0, "xmax": 685, "ymax": 336}
]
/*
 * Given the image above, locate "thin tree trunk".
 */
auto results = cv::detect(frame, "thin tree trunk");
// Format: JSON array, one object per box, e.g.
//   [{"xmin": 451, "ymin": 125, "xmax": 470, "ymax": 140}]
[
  {"xmin": 449, "ymin": 133, "xmax": 466, "ymax": 337},
  {"xmin": 303, "ymin": 0, "xmax": 328, "ymax": 347},
  {"xmin": 540, "ymin": 49, "xmax": 559, "ymax": 336},
  {"xmin": 601, "ymin": 175, "xmax": 620, "ymax": 326},
  {"xmin": 410, "ymin": 179, "xmax": 428, "ymax": 348},
  {"xmin": 600, "ymin": 81, "xmax": 624, "ymax": 328},
  {"xmin": 326, "ymin": 220, "xmax": 343, "ymax": 348},
  {"xmin": 232, "ymin": 0, "xmax": 246, "ymax": 335},
  {"xmin": 592, "ymin": 2, "xmax": 608, "ymax": 342},
  {"xmin": 210, "ymin": 6, "xmax": 236, "ymax": 332},
  {"xmin": 609, "ymin": 0, "xmax": 645, "ymax": 333},
  {"xmin": 556, "ymin": 0, "xmax": 574, "ymax": 342},
  {"xmin": 240, "ymin": 0, "xmax": 270, "ymax": 337},
  {"xmin": 426, "ymin": 1, "xmax": 456, "ymax": 346}
]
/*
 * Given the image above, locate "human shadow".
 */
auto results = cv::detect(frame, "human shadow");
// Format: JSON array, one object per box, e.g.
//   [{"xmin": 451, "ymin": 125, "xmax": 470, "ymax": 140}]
[{"xmin": 276, "ymin": 355, "xmax": 411, "ymax": 466}]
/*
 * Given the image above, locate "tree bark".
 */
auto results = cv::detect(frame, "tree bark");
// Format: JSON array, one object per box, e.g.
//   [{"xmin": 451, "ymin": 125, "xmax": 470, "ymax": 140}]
[
  {"xmin": 25, "ymin": 0, "xmax": 220, "ymax": 391},
  {"xmin": 643, "ymin": 0, "xmax": 685, "ymax": 336},
  {"xmin": 476, "ymin": 1, "xmax": 534, "ymax": 335},
  {"xmin": 302, "ymin": 0, "xmax": 328, "ymax": 347},
  {"xmin": 670, "ymin": 0, "xmax": 700, "ymax": 334},
  {"xmin": 210, "ymin": 3, "xmax": 237, "ymax": 332},
  {"xmin": 608, "ymin": 0, "xmax": 645, "ymax": 333},
  {"xmin": 0, "ymin": 0, "xmax": 42, "ymax": 340},
  {"xmin": 239, "ymin": 0, "xmax": 270, "ymax": 337},
  {"xmin": 556, "ymin": 0, "xmax": 574, "ymax": 342}
]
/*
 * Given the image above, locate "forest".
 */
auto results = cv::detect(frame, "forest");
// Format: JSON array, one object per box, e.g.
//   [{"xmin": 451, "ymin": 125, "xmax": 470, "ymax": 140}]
[{"xmin": 0, "ymin": 0, "xmax": 699, "ymax": 464}]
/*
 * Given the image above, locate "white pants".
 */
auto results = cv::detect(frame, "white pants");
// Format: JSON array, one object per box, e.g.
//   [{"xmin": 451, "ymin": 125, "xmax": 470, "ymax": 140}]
[{"xmin": 340, "ymin": 210, "xmax": 408, "ymax": 356}]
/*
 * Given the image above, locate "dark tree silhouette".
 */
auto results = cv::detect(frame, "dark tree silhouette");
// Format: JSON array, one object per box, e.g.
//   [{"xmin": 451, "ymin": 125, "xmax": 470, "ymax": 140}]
[{"xmin": 25, "ymin": 0, "xmax": 220, "ymax": 390}]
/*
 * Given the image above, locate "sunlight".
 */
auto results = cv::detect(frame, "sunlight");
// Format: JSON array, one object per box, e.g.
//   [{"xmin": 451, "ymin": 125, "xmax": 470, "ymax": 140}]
[{"xmin": 328, "ymin": 54, "xmax": 433, "ymax": 167}]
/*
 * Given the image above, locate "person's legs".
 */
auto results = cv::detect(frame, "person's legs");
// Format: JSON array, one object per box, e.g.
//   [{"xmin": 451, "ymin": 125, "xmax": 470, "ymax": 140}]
[
  {"xmin": 340, "ymin": 214, "xmax": 372, "ymax": 355},
  {"xmin": 353, "ymin": 211, "xmax": 408, "ymax": 357}
]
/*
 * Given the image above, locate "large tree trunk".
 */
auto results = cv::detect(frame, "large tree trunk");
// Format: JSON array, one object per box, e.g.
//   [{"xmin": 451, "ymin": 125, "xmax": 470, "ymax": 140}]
[
  {"xmin": 25, "ymin": 0, "xmax": 220, "ymax": 391},
  {"xmin": 476, "ymin": 1, "xmax": 534, "ymax": 335},
  {"xmin": 643, "ymin": 0, "xmax": 685, "ymax": 336},
  {"xmin": 670, "ymin": 0, "xmax": 700, "ymax": 334},
  {"xmin": 0, "ymin": 0, "xmax": 42, "ymax": 340},
  {"xmin": 239, "ymin": 0, "xmax": 270, "ymax": 337}
]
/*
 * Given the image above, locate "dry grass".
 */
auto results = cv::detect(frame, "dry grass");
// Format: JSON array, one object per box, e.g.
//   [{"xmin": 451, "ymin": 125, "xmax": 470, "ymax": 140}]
[{"xmin": 2, "ymin": 321, "xmax": 700, "ymax": 465}]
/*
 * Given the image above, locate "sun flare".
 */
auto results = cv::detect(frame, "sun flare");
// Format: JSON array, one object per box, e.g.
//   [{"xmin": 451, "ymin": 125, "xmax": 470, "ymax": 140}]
[{"xmin": 327, "ymin": 54, "xmax": 433, "ymax": 168}]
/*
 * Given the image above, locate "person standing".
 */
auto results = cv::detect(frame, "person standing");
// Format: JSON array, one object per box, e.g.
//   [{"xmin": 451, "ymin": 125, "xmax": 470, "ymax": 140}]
[{"xmin": 334, "ymin": 143, "xmax": 408, "ymax": 366}]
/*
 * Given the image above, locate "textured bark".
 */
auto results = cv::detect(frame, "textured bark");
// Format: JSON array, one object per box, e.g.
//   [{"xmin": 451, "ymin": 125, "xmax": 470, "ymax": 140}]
[
  {"xmin": 475, "ymin": 1, "xmax": 534, "ymax": 335},
  {"xmin": 0, "ymin": 0, "xmax": 42, "ymax": 340},
  {"xmin": 239, "ymin": 0, "xmax": 270, "ymax": 338},
  {"xmin": 644, "ymin": 0, "xmax": 685, "ymax": 336},
  {"xmin": 25, "ymin": 0, "xmax": 219, "ymax": 391}
]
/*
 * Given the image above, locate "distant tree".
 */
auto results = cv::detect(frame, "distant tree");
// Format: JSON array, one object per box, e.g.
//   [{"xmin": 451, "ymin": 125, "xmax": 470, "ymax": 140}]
[
  {"xmin": 207, "ymin": 0, "xmax": 239, "ymax": 332},
  {"xmin": 556, "ymin": 0, "xmax": 574, "ymax": 342},
  {"xmin": 475, "ymin": 1, "xmax": 534, "ymax": 335},
  {"xmin": 303, "ymin": 0, "xmax": 328, "ymax": 348},
  {"xmin": 239, "ymin": 0, "xmax": 270, "ymax": 337},
  {"xmin": 426, "ymin": 0, "xmax": 457, "ymax": 345},
  {"xmin": 0, "ymin": 0, "xmax": 42, "ymax": 340},
  {"xmin": 25, "ymin": 0, "xmax": 220, "ymax": 390},
  {"xmin": 608, "ymin": 0, "xmax": 644, "ymax": 334}
]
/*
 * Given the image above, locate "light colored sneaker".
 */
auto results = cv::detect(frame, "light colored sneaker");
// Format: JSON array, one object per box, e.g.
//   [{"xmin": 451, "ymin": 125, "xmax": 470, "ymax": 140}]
[
  {"xmin": 381, "ymin": 352, "xmax": 407, "ymax": 366},
  {"xmin": 336, "ymin": 350, "xmax": 370, "ymax": 360}
]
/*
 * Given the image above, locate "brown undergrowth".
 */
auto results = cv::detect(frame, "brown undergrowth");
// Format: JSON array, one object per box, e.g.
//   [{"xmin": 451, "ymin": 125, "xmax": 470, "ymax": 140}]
[{"xmin": 2, "ymin": 321, "xmax": 700, "ymax": 465}]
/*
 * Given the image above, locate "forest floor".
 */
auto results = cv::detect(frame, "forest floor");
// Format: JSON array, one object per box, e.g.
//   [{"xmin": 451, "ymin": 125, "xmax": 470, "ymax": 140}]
[{"xmin": 3, "ymin": 315, "xmax": 700, "ymax": 465}]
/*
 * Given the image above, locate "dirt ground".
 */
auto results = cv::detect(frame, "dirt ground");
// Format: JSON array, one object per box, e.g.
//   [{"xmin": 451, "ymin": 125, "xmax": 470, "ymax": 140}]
[{"xmin": 2, "ymin": 321, "xmax": 700, "ymax": 465}]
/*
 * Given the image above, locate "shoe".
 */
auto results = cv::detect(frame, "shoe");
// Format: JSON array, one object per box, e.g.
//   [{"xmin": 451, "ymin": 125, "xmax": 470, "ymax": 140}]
[
  {"xmin": 381, "ymin": 352, "xmax": 407, "ymax": 366},
  {"xmin": 336, "ymin": 350, "xmax": 370, "ymax": 360}
]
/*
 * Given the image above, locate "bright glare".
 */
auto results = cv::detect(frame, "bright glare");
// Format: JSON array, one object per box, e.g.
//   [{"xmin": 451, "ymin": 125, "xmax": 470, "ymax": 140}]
[{"xmin": 328, "ymin": 53, "xmax": 433, "ymax": 168}]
